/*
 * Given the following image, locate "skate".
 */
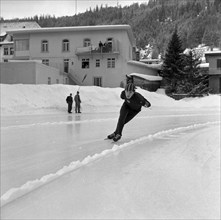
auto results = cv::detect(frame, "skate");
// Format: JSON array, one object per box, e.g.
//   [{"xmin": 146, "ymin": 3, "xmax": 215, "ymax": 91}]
[
  {"xmin": 113, "ymin": 134, "xmax": 121, "ymax": 142},
  {"xmin": 107, "ymin": 132, "xmax": 115, "ymax": 139}
]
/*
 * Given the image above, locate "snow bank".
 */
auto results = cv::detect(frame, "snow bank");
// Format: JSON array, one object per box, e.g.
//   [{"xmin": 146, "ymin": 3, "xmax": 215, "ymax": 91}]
[{"xmin": 0, "ymin": 84, "xmax": 220, "ymax": 115}]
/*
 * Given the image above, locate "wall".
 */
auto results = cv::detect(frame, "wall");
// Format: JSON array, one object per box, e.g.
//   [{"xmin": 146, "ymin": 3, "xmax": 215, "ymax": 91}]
[
  {"xmin": 35, "ymin": 62, "xmax": 65, "ymax": 84},
  {"xmin": 0, "ymin": 61, "xmax": 66, "ymax": 84},
  {"xmin": 0, "ymin": 62, "xmax": 36, "ymax": 84},
  {"xmin": 209, "ymin": 75, "xmax": 221, "ymax": 94},
  {"xmin": 133, "ymin": 77, "xmax": 161, "ymax": 92},
  {"xmin": 205, "ymin": 53, "xmax": 221, "ymax": 93}
]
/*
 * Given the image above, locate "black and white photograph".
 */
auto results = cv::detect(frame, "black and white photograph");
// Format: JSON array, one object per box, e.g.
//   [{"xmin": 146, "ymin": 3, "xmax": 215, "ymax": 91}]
[{"xmin": 0, "ymin": 0, "xmax": 220, "ymax": 219}]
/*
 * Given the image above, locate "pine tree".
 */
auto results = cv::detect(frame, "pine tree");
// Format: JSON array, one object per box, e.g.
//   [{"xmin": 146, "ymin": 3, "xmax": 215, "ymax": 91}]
[
  {"xmin": 179, "ymin": 50, "xmax": 209, "ymax": 96},
  {"xmin": 160, "ymin": 28, "xmax": 184, "ymax": 94}
]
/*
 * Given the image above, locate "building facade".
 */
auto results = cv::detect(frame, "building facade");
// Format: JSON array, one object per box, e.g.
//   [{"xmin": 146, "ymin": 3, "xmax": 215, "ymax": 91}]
[
  {"xmin": 6, "ymin": 25, "xmax": 161, "ymax": 87},
  {"xmin": 205, "ymin": 50, "xmax": 221, "ymax": 94},
  {"xmin": 0, "ymin": 60, "xmax": 64, "ymax": 84},
  {"xmin": 0, "ymin": 21, "xmax": 41, "ymax": 62}
]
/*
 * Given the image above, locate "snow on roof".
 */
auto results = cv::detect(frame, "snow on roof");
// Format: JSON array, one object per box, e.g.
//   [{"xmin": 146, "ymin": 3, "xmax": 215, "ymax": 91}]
[
  {"xmin": 204, "ymin": 50, "xmax": 221, "ymax": 56},
  {"xmin": 0, "ymin": 21, "xmax": 41, "ymax": 35},
  {"xmin": 7, "ymin": 24, "xmax": 130, "ymax": 34},
  {"xmin": 0, "ymin": 41, "xmax": 13, "ymax": 45},
  {"xmin": 129, "ymin": 73, "xmax": 162, "ymax": 81},
  {"xmin": 127, "ymin": 60, "xmax": 162, "ymax": 70},
  {"xmin": 198, "ymin": 63, "xmax": 209, "ymax": 68}
]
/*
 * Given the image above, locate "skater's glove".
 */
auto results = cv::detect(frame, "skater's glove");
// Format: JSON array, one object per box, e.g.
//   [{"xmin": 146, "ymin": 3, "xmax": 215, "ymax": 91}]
[{"xmin": 144, "ymin": 101, "xmax": 151, "ymax": 108}]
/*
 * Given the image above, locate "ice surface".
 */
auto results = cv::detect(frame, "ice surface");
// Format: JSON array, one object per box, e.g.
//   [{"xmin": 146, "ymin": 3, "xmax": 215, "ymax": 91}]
[{"xmin": 0, "ymin": 84, "xmax": 220, "ymax": 219}]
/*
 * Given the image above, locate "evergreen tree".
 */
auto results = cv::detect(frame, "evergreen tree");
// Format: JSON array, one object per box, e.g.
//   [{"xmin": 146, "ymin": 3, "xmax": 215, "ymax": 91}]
[
  {"xmin": 160, "ymin": 28, "xmax": 184, "ymax": 94},
  {"xmin": 180, "ymin": 50, "xmax": 209, "ymax": 96}
]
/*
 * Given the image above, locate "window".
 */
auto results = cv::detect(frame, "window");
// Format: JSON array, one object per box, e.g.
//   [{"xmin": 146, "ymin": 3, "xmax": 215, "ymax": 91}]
[
  {"xmin": 56, "ymin": 79, "xmax": 59, "ymax": 84},
  {"xmin": 10, "ymin": 47, "xmax": 14, "ymax": 55},
  {"xmin": 96, "ymin": 59, "xmax": 100, "ymax": 67},
  {"xmin": 64, "ymin": 59, "xmax": 69, "ymax": 73},
  {"xmin": 41, "ymin": 40, "xmax": 48, "ymax": 52},
  {"xmin": 3, "ymin": 47, "xmax": 9, "ymax": 55},
  {"xmin": 217, "ymin": 59, "xmax": 221, "ymax": 69},
  {"xmin": 62, "ymin": 39, "xmax": 69, "ymax": 52},
  {"xmin": 15, "ymin": 39, "xmax": 29, "ymax": 51},
  {"xmin": 48, "ymin": 77, "xmax": 51, "ymax": 85},
  {"xmin": 107, "ymin": 58, "xmax": 115, "ymax": 68},
  {"xmin": 84, "ymin": 38, "xmax": 91, "ymax": 47},
  {"xmin": 82, "ymin": 58, "xmax": 89, "ymax": 68},
  {"xmin": 42, "ymin": 59, "xmax": 49, "ymax": 66},
  {"xmin": 94, "ymin": 77, "xmax": 102, "ymax": 87}
]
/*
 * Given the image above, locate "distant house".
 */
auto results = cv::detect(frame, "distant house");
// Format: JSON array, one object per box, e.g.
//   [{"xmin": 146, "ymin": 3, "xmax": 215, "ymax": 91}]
[
  {"xmin": 128, "ymin": 72, "xmax": 162, "ymax": 91},
  {"xmin": 126, "ymin": 60, "xmax": 162, "ymax": 91},
  {"xmin": 205, "ymin": 50, "xmax": 221, "ymax": 94},
  {"xmin": 3, "ymin": 25, "xmax": 161, "ymax": 87},
  {"xmin": 0, "ymin": 21, "xmax": 41, "ymax": 62}
]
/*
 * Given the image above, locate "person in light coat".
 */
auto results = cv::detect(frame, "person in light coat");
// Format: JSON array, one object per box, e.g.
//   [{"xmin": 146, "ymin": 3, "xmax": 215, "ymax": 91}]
[{"xmin": 74, "ymin": 91, "xmax": 81, "ymax": 113}]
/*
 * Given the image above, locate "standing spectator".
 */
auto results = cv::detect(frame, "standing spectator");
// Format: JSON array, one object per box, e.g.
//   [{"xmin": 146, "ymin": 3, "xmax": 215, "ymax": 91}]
[
  {"xmin": 66, "ymin": 93, "xmax": 73, "ymax": 113},
  {"xmin": 99, "ymin": 41, "xmax": 103, "ymax": 52},
  {"xmin": 74, "ymin": 91, "xmax": 81, "ymax": 113}
]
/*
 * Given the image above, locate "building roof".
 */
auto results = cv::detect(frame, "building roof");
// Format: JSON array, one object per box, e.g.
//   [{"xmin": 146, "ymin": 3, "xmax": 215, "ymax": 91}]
[
  {"xmin": 204, "ymin": 50, "xmax": 221, "ymax": 56},
  {"xmin": 0, "ymin": 21, "xmax": 41, "ymax": 36},
  {"xmin": 127, "ymin": 60, "xmax": 162, "ymax": 70},
  {"xmin": 129, "ymin": 73, "xmax": 162, "ymax": 81},
  {"xmin": 198, "ymin": 63, "xmax": 209, "ymax": 68},
  {"xmin": 0, "ymin": 41, "xmax": 13, "ymax": 45},
  {"xmin": 7, "ymin": 25, "xmax": 136, "ymax": 46}
]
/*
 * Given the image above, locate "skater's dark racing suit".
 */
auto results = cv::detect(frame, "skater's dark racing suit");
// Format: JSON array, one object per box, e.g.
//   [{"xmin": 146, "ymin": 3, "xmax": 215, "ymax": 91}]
[{"xmin": 115, "ymin": 90, "xmax": 151, "ymax": 136}]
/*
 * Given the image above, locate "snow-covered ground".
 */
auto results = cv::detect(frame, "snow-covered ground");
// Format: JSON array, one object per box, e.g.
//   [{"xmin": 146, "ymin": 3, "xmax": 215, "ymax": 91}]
[{"xmin": 0, "ymin": 84, "xmax": 220, "ymax": 219}]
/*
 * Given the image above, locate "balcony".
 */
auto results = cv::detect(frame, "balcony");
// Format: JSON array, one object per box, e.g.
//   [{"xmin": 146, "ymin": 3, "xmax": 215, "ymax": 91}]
[{"xmin": 76, "ymin": 40, "xmax": 119, "ymax": 56}]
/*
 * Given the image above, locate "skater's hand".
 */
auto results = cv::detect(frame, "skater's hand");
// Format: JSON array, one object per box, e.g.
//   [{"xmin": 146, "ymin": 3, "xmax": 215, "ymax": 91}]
[{"xmin": 144, "ymin": 101, "xmax": 151, "ymax": 108}]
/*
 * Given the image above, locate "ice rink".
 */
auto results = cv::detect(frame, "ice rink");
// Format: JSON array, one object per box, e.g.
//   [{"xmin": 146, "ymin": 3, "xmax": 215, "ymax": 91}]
[{"xmin": 1, "ymin": 84, "xmax": 220, "ymax": 219}]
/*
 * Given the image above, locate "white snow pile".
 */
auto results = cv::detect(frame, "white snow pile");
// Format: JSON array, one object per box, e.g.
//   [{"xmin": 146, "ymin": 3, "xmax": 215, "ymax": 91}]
[{"xmin": 0, "ymin": 84, "xmax": 220, "ymax": 115}]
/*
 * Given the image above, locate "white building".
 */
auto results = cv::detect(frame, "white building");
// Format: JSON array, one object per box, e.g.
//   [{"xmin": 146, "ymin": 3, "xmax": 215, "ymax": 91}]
[
  {"xmin": 0, "ymin": 21, "xmax": 41, "ymax": 62},
  {"xmin": 2, "ymin": 25, "xmax": 162, "ymax": 88}
]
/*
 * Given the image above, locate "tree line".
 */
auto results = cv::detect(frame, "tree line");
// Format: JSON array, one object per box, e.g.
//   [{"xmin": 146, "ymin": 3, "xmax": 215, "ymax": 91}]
[{"xmin": 1, "ymin": 0, "xmax": 221, "ymax": 53}]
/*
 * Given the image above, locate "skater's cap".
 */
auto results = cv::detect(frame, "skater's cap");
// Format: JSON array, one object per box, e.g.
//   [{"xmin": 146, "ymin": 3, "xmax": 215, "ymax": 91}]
[{"xmin": 125, "ymin": 83, "xmax": 136, "ymax": 92}]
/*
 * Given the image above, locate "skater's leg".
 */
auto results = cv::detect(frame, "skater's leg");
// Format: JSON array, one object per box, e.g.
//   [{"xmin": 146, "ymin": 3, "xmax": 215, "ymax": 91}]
[
  {"xmin": 114, "ymin": 103, "xmax": 129, "ymax": 136},
  {"xmin": 114, "ymin": 108, "xmax": 139, "ymax": 137},
  {"xmin": 124, "ymin": 109, "xmax": 140, "ymax": 125}
]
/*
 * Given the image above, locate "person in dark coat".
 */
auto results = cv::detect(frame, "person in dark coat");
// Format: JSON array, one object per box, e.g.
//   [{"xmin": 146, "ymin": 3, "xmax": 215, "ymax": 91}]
[
  {"xmin": 74, "ymin": 91, "xmax": 81, "ymax": 113},
  {"xmin": 66, "ymin": 93, "xmax": 73, "ymax": 113},
  {"xmin": 107, "ymin": 83, "xmax": 151, "ymax": 142}
]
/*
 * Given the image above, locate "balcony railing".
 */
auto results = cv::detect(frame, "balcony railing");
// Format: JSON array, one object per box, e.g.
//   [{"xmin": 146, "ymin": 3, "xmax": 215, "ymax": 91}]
[{"xmin": 76, "ymin": 40, "xmax": 119, "ymax": 56}]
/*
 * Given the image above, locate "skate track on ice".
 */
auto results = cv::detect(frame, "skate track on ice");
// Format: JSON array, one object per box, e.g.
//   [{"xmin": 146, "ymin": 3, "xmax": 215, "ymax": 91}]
[{"xmin": 1, "ymin": 109, "xmax": 220, "ymax": 219}]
